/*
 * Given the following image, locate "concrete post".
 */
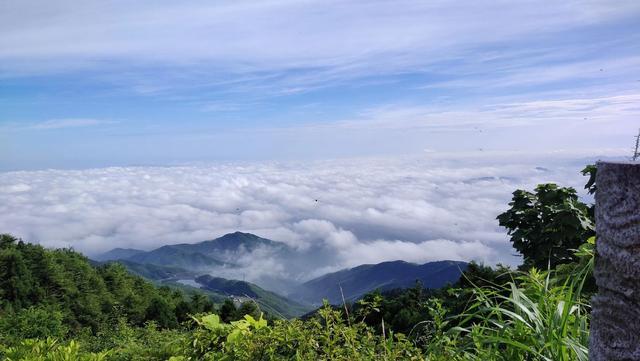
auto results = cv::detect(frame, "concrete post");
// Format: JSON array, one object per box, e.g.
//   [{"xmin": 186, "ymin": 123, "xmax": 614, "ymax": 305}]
[{"xmin": 590, "ymin": 161, "xmax": 640, "ymax": 360}]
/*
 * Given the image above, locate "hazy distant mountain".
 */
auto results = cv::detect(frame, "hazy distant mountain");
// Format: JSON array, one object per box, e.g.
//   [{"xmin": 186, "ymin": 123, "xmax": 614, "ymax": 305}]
[
  {"xmin": 291, "ymin": 260, "xmax": 467, "ymax": 305},
  {"xmin": 94, "ymin": 232, "xmax": 294, "ymax": 292},
  {"xmin": 195, "ymin": 275, "xmax": 312, "ymax": 318},
  {"xmin": 93, "ymin": 247, "xmax": 144, "ymax": 261},
  {"xmin": 94, "ymin": 234, "xmax": 466, "ymax": 314},
  {"xmin": 96, "ymin": 232, "xmax": 282, "ymax": 269}
]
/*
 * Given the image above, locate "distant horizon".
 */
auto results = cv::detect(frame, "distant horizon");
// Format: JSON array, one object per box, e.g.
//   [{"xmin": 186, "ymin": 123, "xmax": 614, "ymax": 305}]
[{"xmin": 0, "ymin": 147, "xmax": 631, "ymax": 173}]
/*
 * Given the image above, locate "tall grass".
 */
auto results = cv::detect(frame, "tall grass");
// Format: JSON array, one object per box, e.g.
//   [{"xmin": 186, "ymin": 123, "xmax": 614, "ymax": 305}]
[{"xmin": 424, "ymin": 238, "xmax": 594, "ymax": 360}]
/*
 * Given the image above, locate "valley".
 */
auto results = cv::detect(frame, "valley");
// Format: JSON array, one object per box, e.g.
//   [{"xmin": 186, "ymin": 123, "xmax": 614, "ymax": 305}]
[{"xmin": 93, "ymin": 231, "xmax": 467, "ymax": 317}]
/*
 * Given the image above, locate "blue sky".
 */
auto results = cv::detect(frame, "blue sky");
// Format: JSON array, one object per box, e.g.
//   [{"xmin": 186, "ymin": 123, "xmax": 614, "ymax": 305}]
[{"xmin": 1, "ymin": 0, "xmax": 640, "ymax": 170}]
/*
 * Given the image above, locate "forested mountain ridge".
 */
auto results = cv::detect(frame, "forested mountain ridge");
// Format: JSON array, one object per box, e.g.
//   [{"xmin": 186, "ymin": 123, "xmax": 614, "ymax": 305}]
[
  {"xmin": 0, "ymin": 234, "xmax": 219, "ymax": 333},
  {"xmin": 291, "ymin": 260, "xmax": 467, "ymax": 305},
  {"xmin": 94, "ymin": 233, "xmax": 469, "ymax": 314},
  {"xmin": 95, "ymin": 232, "xmax": 468, "ymax": 303},
  {"xmin": 95, "ymin": 254, "xmax": 311, "ymax": 318}
]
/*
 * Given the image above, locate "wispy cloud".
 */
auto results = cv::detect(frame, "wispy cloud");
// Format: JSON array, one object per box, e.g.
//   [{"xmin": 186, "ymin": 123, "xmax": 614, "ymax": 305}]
[
  {"xmin": 29, "ymin": 118, "xmax": 114, "ymax": 130},
  {"xmin": 419, "ymin": 54, "xmax": 640, "ymax": 93},
  {"xmin": 1, "ymin": 1, "xmax": 638, "ymax": 169},
  {"xmin": 270, "ymin": 92, "xmax": 640, "ymax": 133},
  {"xmin": 0, "ymin": 118, "xmax": 116, "ymax": 133},
  {"xmin": 1, "ymin": 1, "xmax": 638, "ymax": 93}
]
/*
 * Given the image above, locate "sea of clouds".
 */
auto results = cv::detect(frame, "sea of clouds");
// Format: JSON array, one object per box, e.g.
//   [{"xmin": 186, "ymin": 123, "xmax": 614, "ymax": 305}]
[{"xmin": 0, "ymin": 152, "xmax": 601, "ymax": 279}]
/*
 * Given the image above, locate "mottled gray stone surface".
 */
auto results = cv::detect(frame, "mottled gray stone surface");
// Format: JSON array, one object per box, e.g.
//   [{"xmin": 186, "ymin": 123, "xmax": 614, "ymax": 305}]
[{"xmin": 590, "ymin": 161, "xmax": 640, "ymax": 360}]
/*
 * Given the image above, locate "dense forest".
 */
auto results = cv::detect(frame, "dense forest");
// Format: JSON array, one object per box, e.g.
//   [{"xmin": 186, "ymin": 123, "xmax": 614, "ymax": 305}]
[{"xmin": 0, "ymin": 166, "xmax": 596, "ymax": 360}]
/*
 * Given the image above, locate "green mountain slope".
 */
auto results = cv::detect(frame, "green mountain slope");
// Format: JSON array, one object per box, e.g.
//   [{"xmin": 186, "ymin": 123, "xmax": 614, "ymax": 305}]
[
  {"xmin": 104, "ymin": 259, "xmax": 312, "ymax": 319},
  {"xmin": 196, "ymin": 275, "xmax": 312, "ymax": 318},
  {"xmin": 0, "ymin": 234, "xmax": 217, "ymax": 331}
]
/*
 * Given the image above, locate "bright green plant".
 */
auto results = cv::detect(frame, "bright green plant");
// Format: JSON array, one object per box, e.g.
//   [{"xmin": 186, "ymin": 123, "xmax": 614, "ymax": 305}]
[
  {"xmin": 2, "ymin": 338, "xmax": 108, "ymax": 361},
  {"xmin": 442, "ymin": 242, "xmax": 593, "ymax": 361},
  {"xmin": 74, "ymin": 318, "xmax": 185, "ymax": 361},
  {"xmin": 0, "ymin": 306, "xmax": 67, "ymax": 342},
  {"xmin": 182, "ymin": 303, "xmax": 424, "ymax": 360},
  {"xmin": 497, "ymin": 184, "xmax": 594, "ymax": 269}
]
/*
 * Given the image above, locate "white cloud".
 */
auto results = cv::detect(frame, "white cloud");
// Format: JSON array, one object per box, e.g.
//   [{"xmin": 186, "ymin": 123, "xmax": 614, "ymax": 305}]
[
  {"xmin": 343, "ymin": 239, "xmax": 494, "ymax": 268},
  {"xmin": 0, "ymin": 152, "xmax": 608, "ymax": 282},
  {"xmin": 1, "ymin": 183, "xmax": 31, "ymax": 193},
  {"xmin": 0, "ymin": 118, "xmax": 115, "ymax": 132},
  {"xmin": 326, "ymin": 93, "xmax": 640, "ymax": 132}
]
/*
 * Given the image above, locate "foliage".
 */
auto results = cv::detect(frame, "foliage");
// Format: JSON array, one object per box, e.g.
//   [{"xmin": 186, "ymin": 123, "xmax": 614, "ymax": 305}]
[
  {"xmin": 581, "ymin": 164, "xmax": 597, "ymax": 195},
  {"xmin": 0, "ymin": 237, "xmax": 594, "ymax": 361},
  {"xmin": 77, "ymin": 320, "xmax": 185, "ymax": 361},
  {"xmin": 453, "ymin": 267, "xmax": 590, "ymax": 360},
  {"xmin": 182, "ymin": 304, "xmax": 423, "ymax": 361},
  {"xmin": 497, "ymin": 184, "xmax": 594, "ymax": 269},
  {"xmin": 0, "ymin": 306, "xmax": 67, "ymax": 341},
  {"xmin": 2, "ymin": 338, "xmax": 108, "ymax": 361},
  {"xmin": 0, "ymin": 236, "xmax": 240, "ymax": 341},
  {"xmin": 351, "ymin": 262, "xmax": 512, "ymax": 337}
]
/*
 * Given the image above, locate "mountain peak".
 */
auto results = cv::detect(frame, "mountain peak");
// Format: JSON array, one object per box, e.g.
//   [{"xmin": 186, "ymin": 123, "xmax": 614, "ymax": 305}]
[
  {"xmin": 194, "ymin": 232, "xmax": 277, "ymax": 253},
  {"xmin": 218, "ymin": 231, "xmax": 261, "ymax": 240}
]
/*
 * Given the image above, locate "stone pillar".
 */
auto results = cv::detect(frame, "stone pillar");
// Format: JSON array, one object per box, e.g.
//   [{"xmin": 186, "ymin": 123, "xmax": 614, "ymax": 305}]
[{"xmin": 590, "ymin": 161, "xmax": 640, "ymax": 360}]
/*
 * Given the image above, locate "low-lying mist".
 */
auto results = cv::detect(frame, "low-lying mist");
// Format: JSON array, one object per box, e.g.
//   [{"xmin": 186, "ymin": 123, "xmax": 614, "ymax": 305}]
[{"xmin": 0, "ymin": 151, "xmax": 607, "ymax": 282}]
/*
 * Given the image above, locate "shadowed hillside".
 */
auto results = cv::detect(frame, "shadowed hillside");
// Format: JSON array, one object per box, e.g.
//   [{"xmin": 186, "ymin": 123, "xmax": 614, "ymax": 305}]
[{"xmin": 292, "ymin": 260, "xmax": 467, "ymax": 305}]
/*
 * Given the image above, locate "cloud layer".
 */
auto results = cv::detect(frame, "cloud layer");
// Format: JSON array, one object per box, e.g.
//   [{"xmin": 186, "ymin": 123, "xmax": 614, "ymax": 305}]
[{"xmin": 0, "ymin": 152, "xmax": 601, "ymax": 279}]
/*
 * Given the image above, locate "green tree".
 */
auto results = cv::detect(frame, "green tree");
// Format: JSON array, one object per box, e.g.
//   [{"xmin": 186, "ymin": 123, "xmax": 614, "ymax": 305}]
[
  {"xmin": 145, "ymin": 297, "xmax": 177, "ymax": 329},
  {"xmin": 190, "ymin": 293, "xmax": 214, "ymax": 314},
  {"xmin": 219, "ymin": 299, "xmax": 237, "ymax": 323},
  {"xmin": 0, "ymin": 234, "xmax": 18, "ymax": 248},
  {"xmin": 581, "ymin": 164, "xmax": 597, "ymax": 195},
  {"xmin": 236, "ymin": 301, "xmax": 260, "ymax": 320},
  {"xmin": 0, "ymin": 306, "xmax": 68, "ymax": 340},
  {"xmin": 0, "ymin": 247, "xmax": 34, "ymax": 308},
  {"xmin": 175, "ymin": 300, "xmax": 193, "ymax": 323},
  {"xmin": 0, "ymin": 235, "xmax": 198, "ymax": 334},
  {"xmin": 497, "ymin": 183, "xmax": 594, "ymax": 269}
]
